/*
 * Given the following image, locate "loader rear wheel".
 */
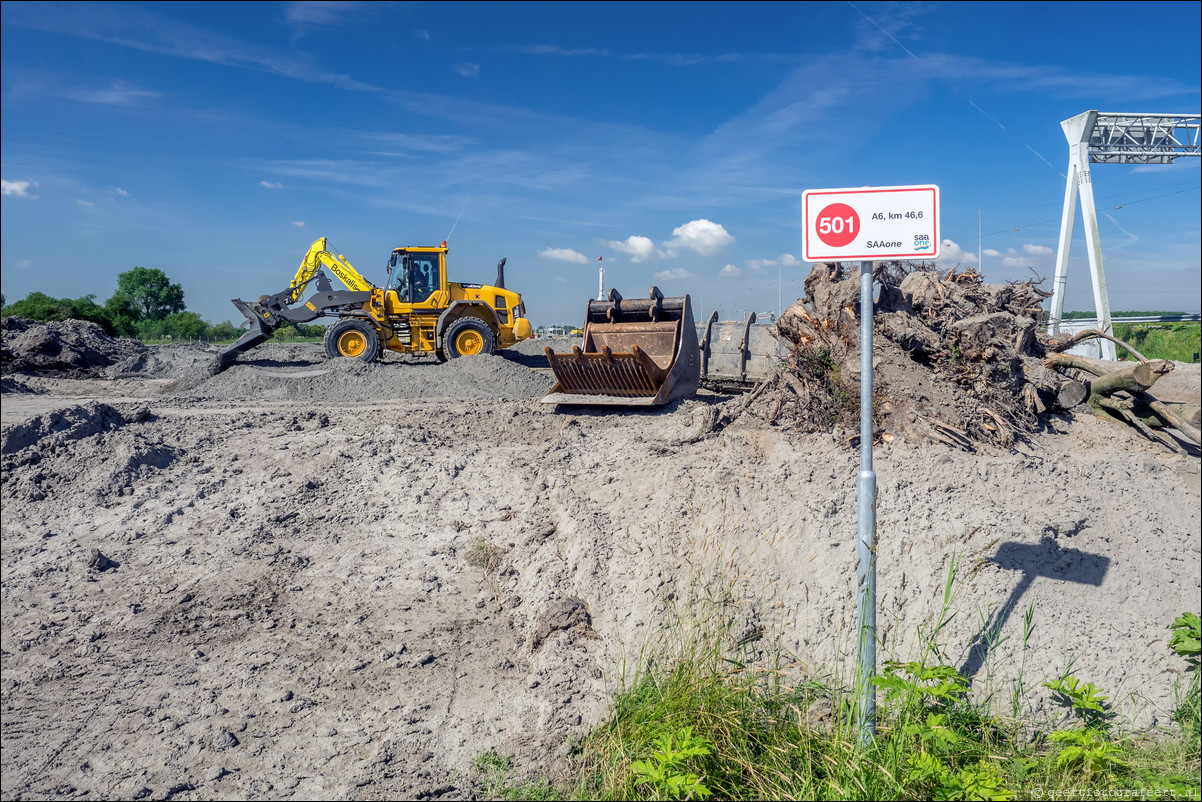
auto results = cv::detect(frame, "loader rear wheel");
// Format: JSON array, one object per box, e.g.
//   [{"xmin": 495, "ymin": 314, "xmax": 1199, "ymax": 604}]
[
  {"xmin": 324, "ymin": 319, "xmax": 381, "ymax": 363},
  {"xmin": 444, "ymin": 317, "xmax": 494, "ymax": 359}
]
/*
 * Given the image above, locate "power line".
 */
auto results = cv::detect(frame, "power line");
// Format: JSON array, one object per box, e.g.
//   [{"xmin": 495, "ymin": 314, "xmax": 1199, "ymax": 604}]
[{"xmin": 947, "ymin": 185, "xmax": 1201, "ymax": 243}]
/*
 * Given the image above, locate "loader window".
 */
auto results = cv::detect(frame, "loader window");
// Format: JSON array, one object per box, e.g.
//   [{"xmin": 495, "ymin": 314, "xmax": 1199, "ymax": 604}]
[{"xmin": 411, "ymin": 256, "xmax": 439, "ymax": 304}]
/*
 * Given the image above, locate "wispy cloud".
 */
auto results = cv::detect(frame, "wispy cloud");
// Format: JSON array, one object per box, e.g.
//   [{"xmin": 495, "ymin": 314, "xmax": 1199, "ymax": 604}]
[
  {"xmin": 719, "ymin": 264, "xmax": 742, "ymax": 278},
  {"xmin": 292, "ymin": 221, "xmax": 306, "ymax": 228},
  {"xmin": 285, "ymin": 1, "xmax": 365, "ymax": 27},
  {"xmin": 260, "ymin": 180, "xmax": 284, "ymax": 189},
  {"xmin": 7, "ymin": 3, "xmax": 383, "ymax": 93},
  {"xmin": 62, "ymin": 81, "xmax": 160, "ymax": 106},
  {"xmin": 540, "ymin": 248, "xmax": 589, "ymax": 264},
  {"xmin": 655, "ymin": 267, "xmax": 694, "ymax": 280},
  {"xmin": 507, "ymin": 43, "xmax": 781, "ymax": 68},
  {"xmin": 454, "ymin": 63, "xmax": 480, "ymax": 79}
]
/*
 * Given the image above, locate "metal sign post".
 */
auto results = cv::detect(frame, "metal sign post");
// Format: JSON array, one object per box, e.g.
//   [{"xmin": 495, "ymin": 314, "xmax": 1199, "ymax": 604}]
[
  {"xmin": 801, "ymin": 185, "xmax": 940, "ymax": 745},
  {"xmin": 856, "ymin": 258, "xmax": 877, "ymax": 745}
]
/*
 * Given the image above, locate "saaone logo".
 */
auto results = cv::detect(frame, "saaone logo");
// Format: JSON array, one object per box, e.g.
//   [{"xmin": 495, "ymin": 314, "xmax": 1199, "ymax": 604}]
[{"xmin": 913, "ymin": 234, "xmax": 932, "ymax": 252}]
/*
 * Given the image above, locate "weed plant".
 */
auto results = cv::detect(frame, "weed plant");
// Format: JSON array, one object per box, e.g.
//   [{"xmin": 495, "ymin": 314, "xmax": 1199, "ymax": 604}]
[{"xmin": 475, "ymin": 551, "xmax": 1201, "ymax": 800}]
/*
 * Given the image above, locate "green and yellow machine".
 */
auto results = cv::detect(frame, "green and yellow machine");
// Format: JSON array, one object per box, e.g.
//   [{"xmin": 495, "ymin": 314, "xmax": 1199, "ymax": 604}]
[{"xmin": 222, "ymin": 237, "xmax": 532, "ymax": 369}]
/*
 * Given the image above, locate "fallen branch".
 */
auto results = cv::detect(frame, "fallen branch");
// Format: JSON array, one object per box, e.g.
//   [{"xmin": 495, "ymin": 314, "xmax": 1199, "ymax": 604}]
[
  {"xmin": 1147, "ymin": 399, "xmax": 1202, "ymax": 445},
  {"xmin": 1045, "ymin": 328, "xmax": 1149, "ymax": 363}
]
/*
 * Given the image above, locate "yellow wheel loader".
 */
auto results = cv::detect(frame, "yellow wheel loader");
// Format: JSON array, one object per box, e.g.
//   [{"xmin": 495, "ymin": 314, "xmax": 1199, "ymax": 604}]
[{"xmin": 220, "ymin": 238, "xmax": 532, "ymax": 369}]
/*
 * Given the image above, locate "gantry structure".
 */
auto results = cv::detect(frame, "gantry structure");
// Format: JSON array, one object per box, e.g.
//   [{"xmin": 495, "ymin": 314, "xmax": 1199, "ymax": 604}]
[{"xmin": 1048, "ymin": 111, "xmax": 1200, "ymax": 359}]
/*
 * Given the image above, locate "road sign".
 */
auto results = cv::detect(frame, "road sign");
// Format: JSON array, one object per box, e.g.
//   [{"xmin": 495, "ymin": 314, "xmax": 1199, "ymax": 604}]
[{"xmin": 803, "ymin": 185, "xmax": 940, "ymax": 261}]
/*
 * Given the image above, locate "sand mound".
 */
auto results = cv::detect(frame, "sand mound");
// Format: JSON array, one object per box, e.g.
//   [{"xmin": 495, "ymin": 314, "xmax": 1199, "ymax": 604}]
[
  {"xmin": 0, "ymin": 402, "xmax": 147, "ymax": 456},
  {"xmin": 1, "ymin": 317, "xmax": 148, "ymax": 376},
  {"xmin": 174, "ymin": 345, "xmax": 553, "ymax": 401}
]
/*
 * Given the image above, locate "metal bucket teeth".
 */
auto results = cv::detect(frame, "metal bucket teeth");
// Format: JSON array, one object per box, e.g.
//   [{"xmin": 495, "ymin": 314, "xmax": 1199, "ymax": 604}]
[{"xmin": 541, "ymin": 288, "xmax": 699, "ymax": 407}]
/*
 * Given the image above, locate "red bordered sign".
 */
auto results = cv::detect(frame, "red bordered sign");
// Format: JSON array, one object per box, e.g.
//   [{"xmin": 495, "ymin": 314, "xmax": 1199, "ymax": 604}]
[{"xmin": 802, "ymin": 185, "xmax": 940, "ymax": 261}]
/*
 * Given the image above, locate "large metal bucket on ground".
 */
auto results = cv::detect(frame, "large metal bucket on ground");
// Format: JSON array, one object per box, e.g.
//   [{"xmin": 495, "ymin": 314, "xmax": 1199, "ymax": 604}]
[
  {"xmin": 542, "ymin": 288, "xmax": 700, "ymax": 406},
  {"xmin": 696, "ymin": 311, "xmax": 792, "ymax": 392}
]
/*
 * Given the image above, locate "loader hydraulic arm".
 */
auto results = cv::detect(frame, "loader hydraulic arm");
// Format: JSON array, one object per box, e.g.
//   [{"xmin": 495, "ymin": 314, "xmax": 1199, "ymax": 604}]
[{"xmin": 286, "ymin": 237, "xmax": 375, "ymax": 303}]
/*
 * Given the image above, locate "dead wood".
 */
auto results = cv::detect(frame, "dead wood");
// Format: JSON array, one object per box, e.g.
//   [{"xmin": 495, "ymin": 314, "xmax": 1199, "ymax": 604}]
[
  {"xmin": 1044, "ymin": 328, "xmax": 1150, "ymax": 363},
  {"xmin": 1147, "ymin": 399, "xmax": 1202, "ymax": 445}
]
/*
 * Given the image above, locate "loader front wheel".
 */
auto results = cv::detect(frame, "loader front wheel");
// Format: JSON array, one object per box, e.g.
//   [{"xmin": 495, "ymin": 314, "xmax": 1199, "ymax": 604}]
[
  {"xmin": 324, "ymin": 319, "xmax": 381, "ymax": 363},
  {"xmin": 444, "ymin": 317, "xmax": 494, "ymax": 359}
]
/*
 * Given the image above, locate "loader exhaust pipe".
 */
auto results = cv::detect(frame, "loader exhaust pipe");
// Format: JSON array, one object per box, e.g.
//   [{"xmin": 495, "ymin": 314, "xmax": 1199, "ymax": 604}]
[{"xmin": 495, "ymin": 257, "xmax": 507, "ymax": 290}]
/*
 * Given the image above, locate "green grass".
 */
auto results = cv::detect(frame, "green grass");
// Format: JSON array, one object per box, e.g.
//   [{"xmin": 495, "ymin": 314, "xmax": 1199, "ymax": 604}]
[
  {"xmin": 1112, "ymin": 322, "xmax": 1201, "ymax": 363},
  {"xmin": 473, "ymin": 556, "xmax": 1201, "ymax": 801}
]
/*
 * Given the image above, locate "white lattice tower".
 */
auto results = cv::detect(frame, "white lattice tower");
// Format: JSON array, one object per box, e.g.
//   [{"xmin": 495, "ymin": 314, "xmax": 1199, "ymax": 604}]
[{"xmin": 1049, "ymin": 111, "xmax": 1201, "ymax": 359}]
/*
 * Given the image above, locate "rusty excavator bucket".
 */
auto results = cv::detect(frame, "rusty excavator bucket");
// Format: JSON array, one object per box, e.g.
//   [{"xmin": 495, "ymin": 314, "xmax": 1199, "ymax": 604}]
[{"xmin": 542, "ymin": 287, "xmax": 700, "ymax": 407}]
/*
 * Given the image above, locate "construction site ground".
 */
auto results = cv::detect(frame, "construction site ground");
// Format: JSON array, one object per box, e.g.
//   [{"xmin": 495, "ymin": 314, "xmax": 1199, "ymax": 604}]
[{"xmin": 1, "ymin": 334, "xmax": 1200, "ymax": 801}]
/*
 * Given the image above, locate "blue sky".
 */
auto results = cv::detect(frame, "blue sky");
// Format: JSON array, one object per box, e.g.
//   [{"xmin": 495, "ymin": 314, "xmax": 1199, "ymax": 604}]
[{"xmin": 2, "ymin": 1, "xmax": 1199, "ymax": 327}]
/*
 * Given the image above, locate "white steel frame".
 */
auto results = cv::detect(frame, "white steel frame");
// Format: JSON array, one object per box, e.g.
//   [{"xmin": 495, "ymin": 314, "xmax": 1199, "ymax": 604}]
[{"xmin": 1048, "ymin": 111, "xmax": 1201, "ymax": 359}]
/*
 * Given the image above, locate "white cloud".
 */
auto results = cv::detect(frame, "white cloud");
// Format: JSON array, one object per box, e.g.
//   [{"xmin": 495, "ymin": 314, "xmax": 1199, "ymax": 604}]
[
  {"xmin": 719, "ymin": 264, "xmax": 742, "ymax": 278},
  {"xmin": 745, "ymin": 254, "xmax": 800, "ymax": 272},
  {"xmin": 934, "ymin": 238, "xmax": 978, "ymax": 266},
  {"xmin": 110, "ymin": 187, "xmax": 129, "ymax": 198},
  {"xmin": 454, "ymin": 63, "xmax": 480, "ymax": 78},
  {"xmin": 260, "ymin": 180, "xmax": 283, "ymax": 189},
  {"xmin": 607, "ymin": 235, "xmax": 663, "ymax": 263},
  {"xmin": 77, "ymin": 199, "xmax": 95, "ymax": 207},
  {"xmin": 2, "ymin": 179, "xmax": 37, "ymax": 198},
  {"xmin": 286, "ymin": 1, "xmax": 364, "ymax": 27},
  {"xmin": 63, "ymin": 81, "xmax": 158, "ymax": 106},
  {"xmin": 655, "ymin": 267, "xmax": 694, "ymax": 280},
  {"xmin": 983, "ymin": 248, "xmax": 1003, "ymax": 258},
  {"xmin": 665, "ymin": 219, "xmax": 734, "ymax": 256},
  {"xmin": 540, "ymin": 247, "xmax": 589, "ymax": 264},
  {"xmin": 1002, "ymin": 256, "xmax": 1028, "ymax": 268},
  {"xmin": 16, "ymin": 259, "xmax": 35, "ymax": 270},
  {"xmin": 1023, "ymin": 243, "xmax": 1053, "ymax": 256},
  {"xmin": 292, "ymin": 221, "xmax": 306, "ymax": 228}
]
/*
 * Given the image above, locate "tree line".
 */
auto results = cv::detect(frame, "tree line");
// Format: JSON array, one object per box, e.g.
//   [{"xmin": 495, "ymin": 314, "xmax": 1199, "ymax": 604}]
[{"xmin": 0, "ymin": 267, "xmax": 325, "ymax": 342}]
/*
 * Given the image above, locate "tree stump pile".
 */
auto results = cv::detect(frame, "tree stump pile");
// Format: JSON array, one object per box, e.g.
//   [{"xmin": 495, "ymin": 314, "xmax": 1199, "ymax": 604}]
[{"xmin": 716, "ymin": 262, "xmax": 1197, "ymax": 452}]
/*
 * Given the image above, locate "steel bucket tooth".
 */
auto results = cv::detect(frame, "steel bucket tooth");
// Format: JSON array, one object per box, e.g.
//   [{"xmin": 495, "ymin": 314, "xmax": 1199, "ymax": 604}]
[
  {"xmin": 541, "ymin": 287, "xmax": 700, "ymax": 406},
  {"xmin": 218, "ymin": 298, "xmax": 276, "ymax": 370}
]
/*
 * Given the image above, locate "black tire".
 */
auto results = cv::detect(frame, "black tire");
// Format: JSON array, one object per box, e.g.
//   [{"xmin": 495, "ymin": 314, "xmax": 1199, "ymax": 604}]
[
  {"xmin": 323, "ymin": 319, "xmax": 381, "ymax": 362},
  {"xmin": 443, "ymin": 317, "xmax": 495, "ymax": 359}
]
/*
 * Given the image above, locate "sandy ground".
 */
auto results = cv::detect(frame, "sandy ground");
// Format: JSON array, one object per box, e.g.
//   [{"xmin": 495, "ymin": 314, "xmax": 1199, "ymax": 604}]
[{"xmin": 1, "ymin": 341, "xmax": 1199, "ymax": 800}]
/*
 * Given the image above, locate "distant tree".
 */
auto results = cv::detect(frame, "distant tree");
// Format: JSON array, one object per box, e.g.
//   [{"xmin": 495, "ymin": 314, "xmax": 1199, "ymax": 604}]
[
  {"xmin": 1, "ymin": 292, "xmax": 118, "ymax": 334},
  {"xmin": 163, "ymin": 311, "xmax": 208, "ymax": 341},
  {"xmin": 106, "ymin": 267, "xmax": 185, "ymax": 322},
  {"xmin": 206, "ymin": 321, "xmax": 243, "ymax": 342}
]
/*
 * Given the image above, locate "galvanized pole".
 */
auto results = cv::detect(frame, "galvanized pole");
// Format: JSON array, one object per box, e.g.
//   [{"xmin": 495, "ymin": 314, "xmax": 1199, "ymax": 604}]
[{"xmin": 856, "ymin": 259, "xmax": 877, "ymax": 745}]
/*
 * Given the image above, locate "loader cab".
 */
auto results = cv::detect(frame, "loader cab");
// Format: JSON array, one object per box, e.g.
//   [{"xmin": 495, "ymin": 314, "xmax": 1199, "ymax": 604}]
[{"xmin": 387, "ymin": 247, "xmax": 446, "ymax": 305}]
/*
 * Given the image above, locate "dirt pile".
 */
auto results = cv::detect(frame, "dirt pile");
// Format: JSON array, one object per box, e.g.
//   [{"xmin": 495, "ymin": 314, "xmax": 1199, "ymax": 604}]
[
  {"xmin": 172, "ymin": 345, "xmax": 554, "ymax": 401},
  {"xmin": 1, "ymin": 317, "xmax": 148, "ymax": 377}
]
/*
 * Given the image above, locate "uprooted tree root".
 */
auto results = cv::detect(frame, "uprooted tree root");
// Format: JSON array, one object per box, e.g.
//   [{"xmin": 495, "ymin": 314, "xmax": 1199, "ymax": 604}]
[{"xmin": 705, "ymin": 262, "xmax": 1196, "ymax": 452}]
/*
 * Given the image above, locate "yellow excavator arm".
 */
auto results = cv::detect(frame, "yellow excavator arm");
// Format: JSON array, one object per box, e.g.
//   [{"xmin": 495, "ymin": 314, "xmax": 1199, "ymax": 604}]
[{"xmin": 286, "ymin": 237, "xmax": 375, "ymax": 303}]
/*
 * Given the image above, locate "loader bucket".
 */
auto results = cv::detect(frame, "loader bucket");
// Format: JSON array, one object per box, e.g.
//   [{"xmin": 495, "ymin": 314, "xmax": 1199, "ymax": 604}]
[
  {"xmin": 696, "ymin": 311, "xmax": 791, "ymax": 392},
  {"xmin": 218, "ymin": 298, "xmax": 276, "ymax": 370},
  {"xmin": 542, "ymin": 287, "xmax": 700, "ymax": 406}
]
